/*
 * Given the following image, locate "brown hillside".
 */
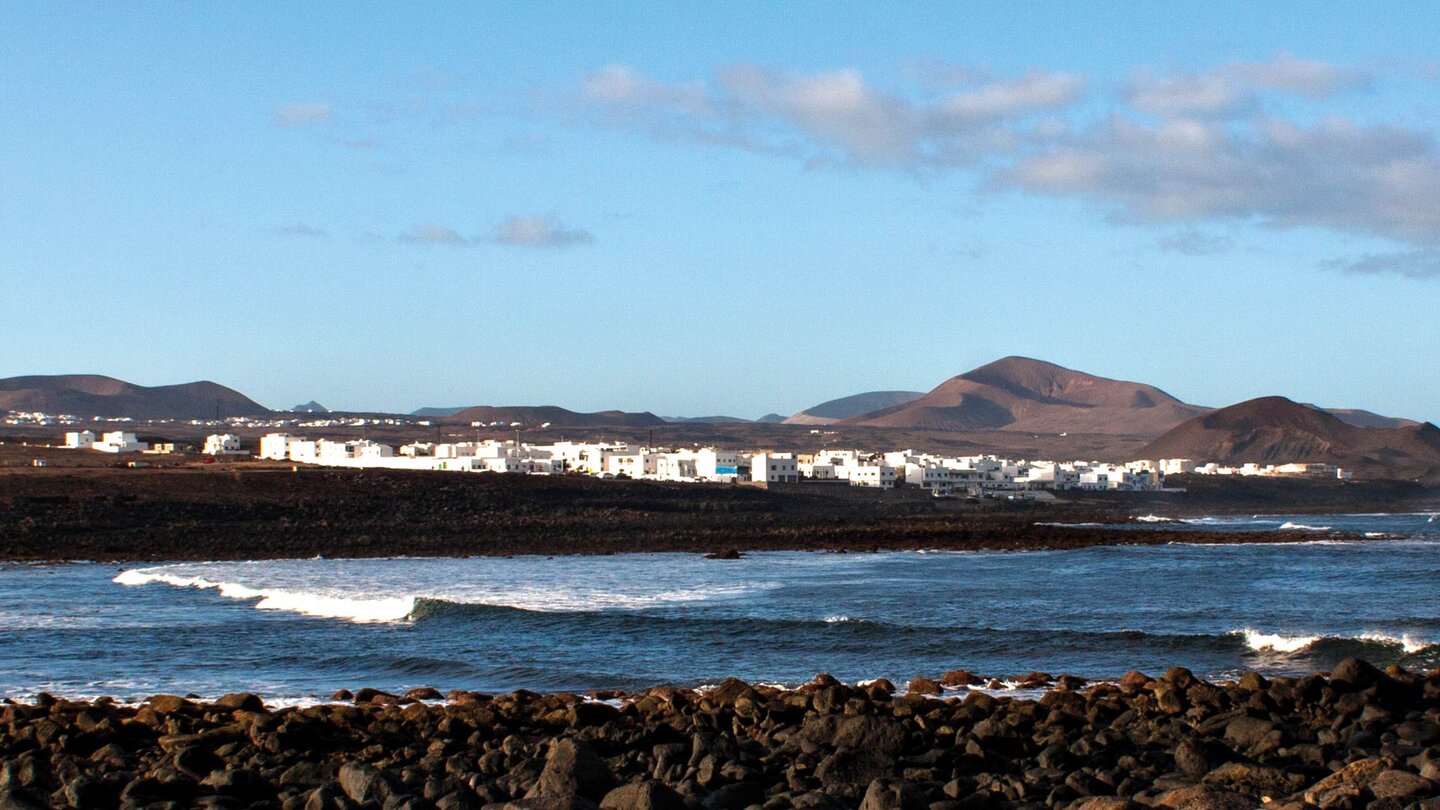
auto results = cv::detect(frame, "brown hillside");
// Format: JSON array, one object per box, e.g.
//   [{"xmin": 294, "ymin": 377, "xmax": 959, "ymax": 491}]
[
  {"xmin": 447, "ymin": 405, "xmax": 666, "ymax": 428},
  {"xmin": 0, "ymin": 374, "xmax": 270, "ymax": 419},
  {"xmin": 840, "ymin": 356, "xmax": 1208, "ymax": 436},
  {"xmin": 1139, "ymin": 396, "xmax": 1440, "ymax": 481}
]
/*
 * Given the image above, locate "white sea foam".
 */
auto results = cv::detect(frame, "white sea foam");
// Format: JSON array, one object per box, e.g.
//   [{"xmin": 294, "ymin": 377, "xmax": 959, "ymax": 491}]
[
  {"xmin": 1236, "ymin": 628, "xmax": 1431, "ymax": 655},
  {"xmin": 1133, "ymin": 514, "xmax": 1175, "ymax": 523},
  {"xmin": 115, "ymin": 570, "xmax": 416, "ymax": 622},
  {"xmin": 1240, "ymin": 630, "xmax": 1320, "ymax": 653},
  {"xmin": 114, "ymin": 565, "xmax": 771, "ymax": 624},
  {"xmin": 1034, "ymin": 521, "xmax": 1103, "ymax": 528},
  {"xmin": 1277, "ymin": 521, "xmax": 1332, "ymax": 532},
  {"xmin": 1358, "ymin": 632, "xmax": 1430, "ymax": 654}
]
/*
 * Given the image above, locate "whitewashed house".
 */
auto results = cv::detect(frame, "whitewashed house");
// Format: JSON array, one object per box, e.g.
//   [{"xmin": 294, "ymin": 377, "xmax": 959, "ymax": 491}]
[
  {"xmin": 203, "ymin": 434, "xmax": 243, "ymax": 456},
  {"xmin": 64, "ymin": 430, "xmax": 95, "ymax": 449},
  {"xmin": 93, "ymin": 431, "xmax": 148, "ymax": 453},
  {"xmin": 259, "ymin": 433, "xmax": 305, "ymax": 460},
  {"xmin": 749, "ymin": 452, "xmax": 799, "ymax": 484}
]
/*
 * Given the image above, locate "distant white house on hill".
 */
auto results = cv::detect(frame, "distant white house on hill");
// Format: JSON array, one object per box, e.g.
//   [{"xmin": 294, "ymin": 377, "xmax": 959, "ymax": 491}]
[{"xmin": 63, "ymin": 430, "xmax": 96, "ymax": 449}]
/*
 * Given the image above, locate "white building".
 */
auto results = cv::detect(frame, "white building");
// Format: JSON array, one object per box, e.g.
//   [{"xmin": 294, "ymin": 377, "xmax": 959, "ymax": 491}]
[
  {"xmin": 203, "ymin": 434, "xmax": 244, "ymax": 456},
  {"xmin": 749, "ymin": 452, "xmax": 799, "ymax": 484},
  {"xmin": 63, "ymin": 430, "xmax": 95, "ymax": 449},
  {"xmin": 259, "ymin": 433, "xmax": 304, "ymax": 460},
  {"xmin": 93, "ymin": 431, "xmax": 148, "ymax": 453},
  {"xmin": 845, "ymin": 464, "xmax": 896, "ymax": 488}
]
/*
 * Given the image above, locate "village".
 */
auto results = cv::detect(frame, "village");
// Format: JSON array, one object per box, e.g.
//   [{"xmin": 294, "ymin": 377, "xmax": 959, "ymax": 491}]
[{"xmin": 55, "ymin": 428, "xmax": 1352, "ymax": 496}]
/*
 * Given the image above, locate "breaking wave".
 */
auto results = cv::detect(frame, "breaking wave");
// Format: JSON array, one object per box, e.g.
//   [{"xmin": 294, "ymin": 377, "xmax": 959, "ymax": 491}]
[
  {"xmin": 114, "ymin": 568, "xmax": 774, "ymax": 625},
  {"xmin": 114, "ymin": 570, "xmax": 416, "ymax": 622},
  {"xmin": 1277, "ymin": 521, "xmax": 1332, "ymax": 532},
  {"xmin": 1237, "ymin": 628, "xmax": 1432, "ymax": 655}
]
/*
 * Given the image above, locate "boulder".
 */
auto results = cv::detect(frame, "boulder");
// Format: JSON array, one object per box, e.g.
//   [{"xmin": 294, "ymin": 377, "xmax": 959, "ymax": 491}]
[
  {"xmin": 598, "ymin": 781, "xmax": 687, "ymax": 810},
  {"xmin": 200, "ymin": 768, "xmax": 272, "ymax": 802},
  {"xmin": 213, "ymin": 693, "xmax": 265, "ymax": 712},
  {"xmin": 1367, "ymin": 770, "xmax": 1435, "ymax": 802},
  {"xmin": 858, "ymin": 778, "xmax": 927, "ymax": 810},
  {"xmin": 705, "ymin": 679, "xmax": 761, "ymax": 706},
  {"xmin": 906, "ymin": 677, "xmax": 942, "ymax": 696},
  {"xmin": 940, "ymin": 670, "xmax": 981, "ymax": 687},
  {"xmin": 1301, "ymin": 757, "xmax": 1390, "ymax": 805},
  {"xmin": 338, "ymin": 762, "xmax": 401, "ymax": 805},
  {"xmin": 1201, "ymin": 762, "xmax": 1307, "ymax": 801},
  {"xmin": 1153, "ymin": 784, "xmax": 1252, "ymax": 810},
  {"xmin": 525, "ymin": 739, "xmax": 616, "ymax": 802},
  {"xmin": 146, "ymin": 695, "xmax": 194, "ymax": 714},
  {"xmin": 1328, "ymin": 658, "xmax": 1383, "ymax": 690},
  {"xmin": 700, "ymin": 782, "xmax": 763, "ymax": 810}
]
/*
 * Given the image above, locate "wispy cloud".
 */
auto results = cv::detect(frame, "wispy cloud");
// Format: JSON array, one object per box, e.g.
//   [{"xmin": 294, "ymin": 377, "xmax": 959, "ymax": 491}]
[
  {"xmin": 1126, "ymin": 53, "xmax": 1370, "ymax": 119},
  {"xmin": 575, "ymin": 62, "xmax": 1085, "ymax": 169},
  {"xmin": 492, "ymin": 215, "xmax": 594, "ymax": 248},
  {"xmin": 273, "ymin": 103, "xmax": 334, "ymax": 127},
  {"xmin": 275, "ymin": 224, "xmax": 326, "ymax": 238},
  {"xmin": 1002, "ymin": 116, "xmax": 1440, "ymax": 246},
  {"xmin": 399, "ymin": 223, "xmax": 468, "ymax": 246},
  {"xmin": 1328, "ymin": 249, "xmax": 1440, "ymax": 279},
  {"xmin": 1157, "ymin": 229, "xmax": 1235, "ymax": 255}
]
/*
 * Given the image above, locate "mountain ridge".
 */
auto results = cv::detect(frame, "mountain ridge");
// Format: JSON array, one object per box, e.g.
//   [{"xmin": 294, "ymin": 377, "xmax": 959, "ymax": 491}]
[
  {"xmin": 0, "ymin": 374, "xmax": 270, "ymax": 420},
  {"xmin": 837, "ymin": 356, "xmax": 1209, "ymax": 436},
  {"xmin": 1139, "ymin": 396, "xmax": 1440, "ymax": 481}
]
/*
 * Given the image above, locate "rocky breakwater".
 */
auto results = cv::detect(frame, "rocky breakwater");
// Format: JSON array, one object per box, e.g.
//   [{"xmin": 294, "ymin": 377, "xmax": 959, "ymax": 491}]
[{"xmin": 2, "ymin": 659, "xmax": 1439, "ymax": 810}]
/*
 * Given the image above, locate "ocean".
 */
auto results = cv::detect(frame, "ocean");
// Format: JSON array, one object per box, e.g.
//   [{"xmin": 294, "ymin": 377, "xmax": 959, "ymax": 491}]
[{"xmin": 3, "ymin": 512, "xmax": 1437, "ymax": 703}]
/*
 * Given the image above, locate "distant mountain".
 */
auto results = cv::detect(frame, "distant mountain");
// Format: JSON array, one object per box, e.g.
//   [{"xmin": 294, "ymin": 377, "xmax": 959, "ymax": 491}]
[
  {"xmin": 661, "ymin": 415, "xmax": 754, "ymax": 424},
  {"xmin": 291, "ymin": 401, "xmax": 329, "ymax": 413},
  {"xmin": 1139, "ymin": 396, "xmax": 1440, "ymax": 481},
  {"xmin": 755, "ymin": 413, "xmax": 787, "ymax": 424},
  {"xmin": 411, "ymin": 406, "xmax": 468, "ymax": 417},
  {"xmin": 0, "ymin": 374, "xmax": 270, "ymax": 420},
  {"xmin": 1306, "ymin": 405, "xmax": 1420, "ymax": 430},
  {"xmin": 838, "ymin": 357, "xmax": 1208, "ymax": 436},
  {"xmin": 784, "ymin": 391, "xmax": 925, "ymax": 425},
  {"xmin": 448, "ymin": 405, "xmax": 666, "ymax": 428}
]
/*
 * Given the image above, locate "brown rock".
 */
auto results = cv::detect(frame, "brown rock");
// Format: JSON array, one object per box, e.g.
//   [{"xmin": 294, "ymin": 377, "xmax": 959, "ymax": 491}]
[
  {"xmin": 939, "ymin": 670, "xmax": 981, "ymax": 687},
  {"xmin": 906, "ymin": 677, "xmax": 941, "ymax": 696},
  {"xmin": 1367, "ymin": 770, "xmax": 1435, "ymax": 802},
  {"xmin": 1154, "ymin": 784, "xmax": 1253, "ymax": 810}
]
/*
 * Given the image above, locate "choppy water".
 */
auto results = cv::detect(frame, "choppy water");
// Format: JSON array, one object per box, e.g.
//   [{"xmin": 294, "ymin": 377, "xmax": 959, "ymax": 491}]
[{"xmin": 2, "ymin": 513, "xmax": 1437, "ymax": 702}]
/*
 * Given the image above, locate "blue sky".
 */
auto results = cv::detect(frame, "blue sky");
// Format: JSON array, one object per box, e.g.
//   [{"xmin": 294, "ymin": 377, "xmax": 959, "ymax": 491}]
[{"xmin": 2, "ymin": 3, "xmax": 1438, "ymax": 420}]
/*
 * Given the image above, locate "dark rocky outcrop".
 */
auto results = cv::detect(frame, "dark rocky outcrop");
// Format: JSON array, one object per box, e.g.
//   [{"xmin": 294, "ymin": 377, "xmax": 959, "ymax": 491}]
[{"xmin": 1, "ymin": 659, "xmax": 1437, "ymax": 809}]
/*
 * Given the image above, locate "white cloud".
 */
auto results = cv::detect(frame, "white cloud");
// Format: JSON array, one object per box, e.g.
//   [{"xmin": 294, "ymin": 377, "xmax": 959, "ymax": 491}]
[
  {"xmin": 273, "ymin": 103, "xmax": 334, "ymax": 127},
  {"xmin": 399, "ymin": 223, "xmax": 468, "ymax": 246},
  {"xmin": 1329, "ymin": 249, "xmax": 1440, "ymax": 279},
  {"xmin": 1126, "ymin": 54, "xmax": 1369, "ymax": 119},
  {"xmin": 492, "ymin": 215, "xmax": 594, "ymax": 248},
  {"xmin": 1229, "ymin": 52, "xmax": 1370, "ymax": 96},
  {"xmin": 1127, "ymin": 73, "xmax": 1255, "ymax": 118},
  {"xmin": 556, "ymin": 57, "xmax": 1440, "ymax": 272},
  {"xmin": 1003, "ymin": 116, "xmax": 1440, "ymax": 245},
  {"xmin": 576, "ymin": 63, "xmax": 1085, "ymax": 169}
]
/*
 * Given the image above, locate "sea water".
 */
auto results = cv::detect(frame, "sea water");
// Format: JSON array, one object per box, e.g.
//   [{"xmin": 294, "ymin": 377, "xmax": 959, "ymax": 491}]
[{"xmin": 2, "ymin": 513, "xmax": 1436, "ymax": 703}]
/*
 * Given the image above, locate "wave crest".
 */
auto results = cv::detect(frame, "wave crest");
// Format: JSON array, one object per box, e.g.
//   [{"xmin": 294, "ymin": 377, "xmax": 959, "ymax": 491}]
[
  {"xmin": 114, "ymin": 570, "xmax": 416, "ymax": 623},
  {"xmin": 1237, "ymin": 628, "xmax": 1432, "ymax": 655}
]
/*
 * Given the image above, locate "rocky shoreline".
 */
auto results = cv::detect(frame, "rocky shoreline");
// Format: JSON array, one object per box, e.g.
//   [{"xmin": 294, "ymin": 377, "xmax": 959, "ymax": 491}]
[
  {"xmin": 0, "ymin": 467, "xmax": 1385, "ymax": 563},
  {"xmin": 3, "ymin": 660, "xmax": 1438, "ymax": 810}
]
